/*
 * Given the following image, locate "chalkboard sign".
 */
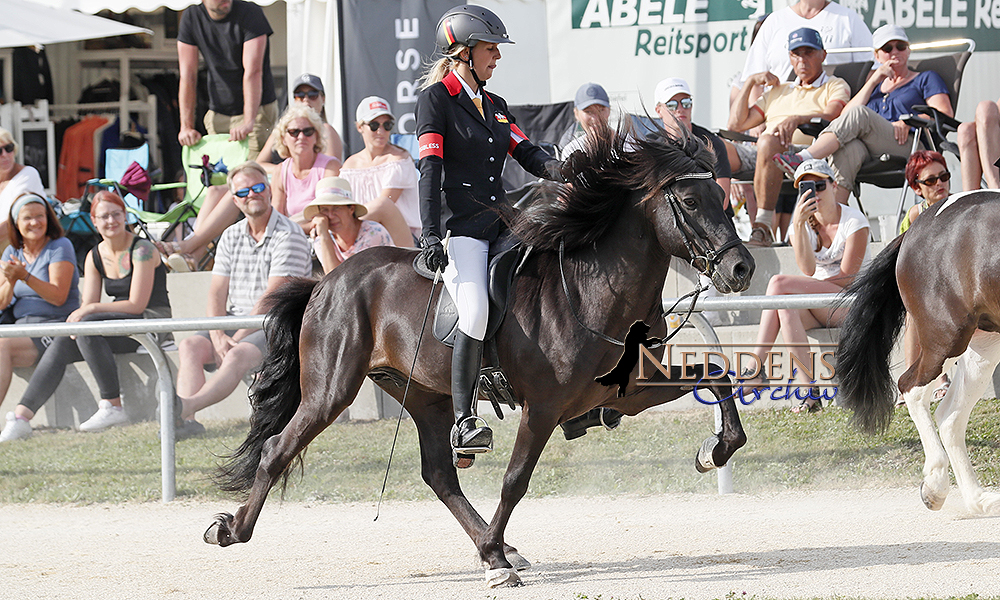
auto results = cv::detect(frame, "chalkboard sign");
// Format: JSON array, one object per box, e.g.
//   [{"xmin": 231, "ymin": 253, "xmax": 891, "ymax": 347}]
[{"xmin": 19, "ymin": 122, "xmax": 55, "ymax": 195}]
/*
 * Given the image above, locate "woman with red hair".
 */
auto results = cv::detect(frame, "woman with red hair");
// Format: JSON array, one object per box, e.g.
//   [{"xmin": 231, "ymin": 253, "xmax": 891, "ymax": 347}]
[
  {"xmin": 898, "ymin": 150, "xmax": 952, "ymax": 402},
  {"xmin": 0, "ymin": 191, "xmax": 172, "ymax": 441},
  {"xmin": 899, "ymin": 150, "xmax": 951, "ymax": 234}
]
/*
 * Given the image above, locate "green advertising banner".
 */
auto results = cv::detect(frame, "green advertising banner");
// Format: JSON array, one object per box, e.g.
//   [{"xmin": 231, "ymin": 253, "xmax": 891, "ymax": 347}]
[{"xmin": 571, "ymin": 0, "xmax": 999, "ymax": 50}]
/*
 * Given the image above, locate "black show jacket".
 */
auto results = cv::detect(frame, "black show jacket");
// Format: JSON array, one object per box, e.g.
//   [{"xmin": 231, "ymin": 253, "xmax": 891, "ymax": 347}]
[{"xmin": 417, "ymin": 71, "xmax": 558, "ymax": 242}]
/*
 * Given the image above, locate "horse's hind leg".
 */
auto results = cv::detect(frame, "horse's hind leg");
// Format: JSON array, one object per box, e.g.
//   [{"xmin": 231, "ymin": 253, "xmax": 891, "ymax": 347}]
[
  {"xmin": 408, "ymin": 396, "xmax": 531, "ymax": 572},
  {"xmin": 206, "ymin": 364, "xmax": 365, "ymax": 546},
  {"xmin": 695, "ymin": 380, "xmax": 747, "ymax": 472},
  {"xmin": 937, "ymin": 331, "xmax": 1000, "ymax": 514}
]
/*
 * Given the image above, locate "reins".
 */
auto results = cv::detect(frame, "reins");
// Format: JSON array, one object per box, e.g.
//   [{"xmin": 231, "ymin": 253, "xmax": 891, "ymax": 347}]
[{"xmin": 557, "ymin": 172, "xmax": 738, "ymax": 348}]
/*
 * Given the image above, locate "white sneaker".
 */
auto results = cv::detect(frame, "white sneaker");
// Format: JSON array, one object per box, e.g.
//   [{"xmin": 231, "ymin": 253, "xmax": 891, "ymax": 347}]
[
  {"xmin": 79, "ymin": 400, "xmax": 129, "ymax": 432},
  {"xmin": 0, "ymin": 412, "xmax": 32, "ymax": 442}
]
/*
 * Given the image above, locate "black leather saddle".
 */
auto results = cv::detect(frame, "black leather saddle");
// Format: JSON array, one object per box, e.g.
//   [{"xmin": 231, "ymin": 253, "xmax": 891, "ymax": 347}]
[
  {"xmin": 413, "ymin": 235, "xmax": 528, "ymax": 419},
  {"xmin": 412, "ymin": 234, "xmax": 528, "ymax": 347}
]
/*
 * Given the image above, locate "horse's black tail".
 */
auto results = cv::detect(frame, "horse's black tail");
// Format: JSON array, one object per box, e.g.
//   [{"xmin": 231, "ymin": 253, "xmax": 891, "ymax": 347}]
[
  {"xmin": 215, "ymin": 277, "xmax": 319, "ymax": 496},
  {"xmin": 836, "ymin": 235, "xmax": 907, "ymax": 434}
]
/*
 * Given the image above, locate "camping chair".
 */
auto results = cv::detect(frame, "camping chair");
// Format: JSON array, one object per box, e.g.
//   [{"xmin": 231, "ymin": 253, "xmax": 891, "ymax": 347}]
[
  {"xmin": 802, "ymin": 39, "xmax": 974, "ymax": 229},
  {"xmin": 720, "ymin": 39, "xmax": 973, "ymax": 229}
]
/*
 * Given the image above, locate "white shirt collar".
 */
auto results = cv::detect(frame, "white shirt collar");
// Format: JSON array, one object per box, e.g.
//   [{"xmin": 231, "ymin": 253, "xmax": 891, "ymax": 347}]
[{"xmin": 455, "ymin": 72, "xmax": 482, "ymax": 102}]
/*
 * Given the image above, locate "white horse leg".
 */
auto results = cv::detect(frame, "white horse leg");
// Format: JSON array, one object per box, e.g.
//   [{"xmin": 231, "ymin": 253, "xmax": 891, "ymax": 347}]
[
  {"xmin": 903, "ymin": 378, "xmax": 950, "ymax": 511},
  {"xmin": 937, "ymin": 331, "xmax": 1000, "ymax": 514}
]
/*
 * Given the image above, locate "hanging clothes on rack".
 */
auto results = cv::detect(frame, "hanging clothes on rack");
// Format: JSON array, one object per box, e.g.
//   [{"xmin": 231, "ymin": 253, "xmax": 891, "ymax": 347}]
[{"xmin": 57, "ymin": 115, "xmax": 110, "ymax": 201}]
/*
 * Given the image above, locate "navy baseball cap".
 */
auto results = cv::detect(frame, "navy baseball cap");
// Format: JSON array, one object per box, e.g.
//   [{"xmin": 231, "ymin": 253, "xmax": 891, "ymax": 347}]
[
  {"xmin": 574, "ymin": 83, "xmax": 610, "ymax": 110},
  {"xmin": 788, "ymin": 27, "xmax": 824, "ymax": 51}
]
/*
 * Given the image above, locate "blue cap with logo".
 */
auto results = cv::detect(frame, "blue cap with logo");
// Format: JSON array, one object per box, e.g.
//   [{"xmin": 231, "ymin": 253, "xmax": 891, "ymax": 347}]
[
  {"xmin": 574, "ymin": 83, "xmax": 610, "ymax": 110},
  {"xmin": 788, "ymin": 27, "xmax": 824, "ymax": 51}
]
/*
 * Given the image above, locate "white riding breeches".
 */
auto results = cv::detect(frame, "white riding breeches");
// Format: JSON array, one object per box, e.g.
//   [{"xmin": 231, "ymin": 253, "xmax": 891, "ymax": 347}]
[{"xmin": 443, "ymin": 236, "xmax": 490, "ymax": 341}]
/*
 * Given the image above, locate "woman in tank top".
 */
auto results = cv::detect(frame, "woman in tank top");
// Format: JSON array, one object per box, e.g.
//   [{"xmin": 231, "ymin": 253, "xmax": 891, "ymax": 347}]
[
  {"xmin": 0, "ymin": 191, "xmax": 171, "ymax": 442},
  {"xmin": 270, "ymin": 105, "xmax": 340, "ymax": 234}
]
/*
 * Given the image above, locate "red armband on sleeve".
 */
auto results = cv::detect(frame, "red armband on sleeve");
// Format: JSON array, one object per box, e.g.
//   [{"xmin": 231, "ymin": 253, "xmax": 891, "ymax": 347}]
[
  {"xmin": 418, "ymin": 133, "xmax": 444, "ymax": 159},
  {"xmin": 508, "ymin": 124, "xmax": 528, "ymax": 155}
]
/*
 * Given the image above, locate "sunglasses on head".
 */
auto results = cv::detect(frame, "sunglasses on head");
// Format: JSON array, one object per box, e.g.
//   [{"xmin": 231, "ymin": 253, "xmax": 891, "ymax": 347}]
[
  {"xmin": 0, "ymin": 142, "xmax": 15, "ymax": 155},
  {"xmin": 286, "ymin": 127, "xmax": 316, "ymax": 138},
  {"xmin": 366, "ymin": 119, "xmax": 395, "ymax": 132},
  {"xmin": 880, "ymin": 41, "xmax": 909, "ymax": 53},
  {"xmin": 294, "ymin": 89, "xmax": 321, "ymax": 100},
  {"xmin": 234, "ymin": 182, "xmax": 267, "ymax": 198},
  {"xmin": 663, "ymin": 98, "xmax": 693, "ymax": 111},
  {"xmin": 917, "ymin": 171, "xmax": 951, "ymax": 186}
]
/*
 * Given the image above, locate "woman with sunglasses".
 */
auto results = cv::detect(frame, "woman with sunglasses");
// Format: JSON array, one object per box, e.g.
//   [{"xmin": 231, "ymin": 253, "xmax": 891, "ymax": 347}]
[
  {"xmin": 0, "ymin": 127, "xmax": 46, "ymax": 244},
  {"xmin": 896, "ymin": 151, "xmax": 953, "ymax": 403},
  {"xmin": 417, "ymin": 5, "xmax": 562, "ymax": 460},
  {"xmin": 339, "ymin": 96, "xmax": 419, "ymax": 247},
  {"xmin": 269, "ymin": 104, "xmax": 340, "ymax": 234},
  {"xmin": 773, "ymin": 24, "xmax": 954, "ymax": 204},
  {"xmin": 1, "ymin": 191, "xmax": 172, "ymax": 441},
  {"xmin": 741, "ymin": 159, "xmax": 870, "ymax": 414},
  {"xmin": 257, "ymin": 73, "xmax": 344, "ymax": 172}
]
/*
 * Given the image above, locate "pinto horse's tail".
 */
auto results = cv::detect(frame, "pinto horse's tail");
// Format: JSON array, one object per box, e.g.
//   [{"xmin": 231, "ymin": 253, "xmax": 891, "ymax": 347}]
[
  {"xmin": 215, "ymin": 277, "xmax": 318, "ymax": 495},
  {"xmin": 837, "ymin": 235, "xmax": 906, "ymax": 434}
]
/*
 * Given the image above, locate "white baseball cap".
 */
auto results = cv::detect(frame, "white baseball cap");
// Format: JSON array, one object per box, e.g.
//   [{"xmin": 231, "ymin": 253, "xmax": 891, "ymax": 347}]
[
  {"xmin": 654, "ymin": 78, "xmax": 692, "ymax": 105},
  {"xmin": 872, "ymin": 24, "xmax": 909, "ymax": 50},
  {"xmin": 355, "ymin": 96, "xmax": 393, "ymax": 123}
]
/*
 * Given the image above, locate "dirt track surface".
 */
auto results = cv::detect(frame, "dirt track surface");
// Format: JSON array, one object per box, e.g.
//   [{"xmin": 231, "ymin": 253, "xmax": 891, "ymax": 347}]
[{"xmin": 4, "ymin": 487, "xmax": 1000, "ymax": 599}]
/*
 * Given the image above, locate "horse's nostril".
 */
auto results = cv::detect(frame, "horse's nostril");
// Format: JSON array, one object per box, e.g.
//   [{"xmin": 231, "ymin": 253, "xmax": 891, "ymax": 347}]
[{"xmin": 733, "ymin": 262, "xmax": 751, "ymax": 282}]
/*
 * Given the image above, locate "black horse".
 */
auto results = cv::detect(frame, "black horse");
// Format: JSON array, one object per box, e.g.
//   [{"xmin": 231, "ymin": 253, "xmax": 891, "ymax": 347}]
[{"xmin": 204, "ymin": 124, "xmax": 755, "ymax": 586}]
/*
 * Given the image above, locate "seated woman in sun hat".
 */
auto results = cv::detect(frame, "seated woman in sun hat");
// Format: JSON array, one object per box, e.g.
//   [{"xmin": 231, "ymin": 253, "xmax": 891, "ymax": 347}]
[{"xmin": 306, "ymin": 177, "xmax": 394, "ymax": 274}]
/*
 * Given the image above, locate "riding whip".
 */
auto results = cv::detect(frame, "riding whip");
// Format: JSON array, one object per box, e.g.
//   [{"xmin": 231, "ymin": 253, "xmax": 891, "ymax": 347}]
[{"xmin": 375, "ymin": 232, "xmax": 450, "ymax": 521}]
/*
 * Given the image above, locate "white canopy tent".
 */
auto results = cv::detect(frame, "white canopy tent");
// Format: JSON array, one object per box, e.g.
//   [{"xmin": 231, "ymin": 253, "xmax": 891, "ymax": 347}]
[{"xmin": 1, "ymin": 0, "xmax": 151, "ymax": 48}]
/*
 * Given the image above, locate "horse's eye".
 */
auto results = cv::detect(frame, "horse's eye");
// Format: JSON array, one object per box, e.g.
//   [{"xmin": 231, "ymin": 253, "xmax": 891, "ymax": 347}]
[{"xmin": 681, "ymin": 195, "xmax": 698, "ymax": 208}]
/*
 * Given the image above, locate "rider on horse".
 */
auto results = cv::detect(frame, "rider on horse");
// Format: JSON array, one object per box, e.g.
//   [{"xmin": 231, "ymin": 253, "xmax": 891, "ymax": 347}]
[{"xmin": 416, "ymin": 5, "xmax": 563, "ymax": 457}]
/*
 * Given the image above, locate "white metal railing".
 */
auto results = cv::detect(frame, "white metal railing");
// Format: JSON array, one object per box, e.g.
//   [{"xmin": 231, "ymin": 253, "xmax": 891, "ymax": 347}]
[{"xmin": 0, "ymin": 316, "xmax": 261, "ymax": 502}]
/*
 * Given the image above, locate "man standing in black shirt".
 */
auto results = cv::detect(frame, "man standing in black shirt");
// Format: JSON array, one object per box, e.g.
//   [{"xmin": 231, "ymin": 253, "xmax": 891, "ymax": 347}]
[{"xmin": 177, "ymin": 0, "xmax": 278, "ymax": 154}]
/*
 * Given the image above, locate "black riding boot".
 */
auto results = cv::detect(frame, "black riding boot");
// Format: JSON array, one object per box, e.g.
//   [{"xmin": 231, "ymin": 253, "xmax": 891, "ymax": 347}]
[
  {"xmin": 560, "ymin": 407, "xmax": 623, "ymax": 440},
  {"xmin": 451, "ymin": 331, "xmax": 492, "ymax": 453}
]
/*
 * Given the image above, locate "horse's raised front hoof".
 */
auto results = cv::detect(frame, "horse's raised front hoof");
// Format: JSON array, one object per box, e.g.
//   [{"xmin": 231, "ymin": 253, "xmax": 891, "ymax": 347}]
[
  {"xmin": 204, "ymin": 512, "xmax": 237, "ymax": 546},
  {"xmin": 485, "ymin": 567, "xmax": 522, "ymax": 588},
  {"xmin": 694, "ymin": 436, "xmax": 719, "ymax": 473},
  {"xmin": 919, "ymin": 482, "xmax": 946, "ymax": 511}
]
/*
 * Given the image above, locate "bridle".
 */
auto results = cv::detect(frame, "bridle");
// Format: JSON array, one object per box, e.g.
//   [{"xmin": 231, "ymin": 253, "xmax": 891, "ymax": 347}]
[
  {"xmin": 558, "ymin": 171, "xmax": 742, "ymax": 347},
  {"xmin": 666, "ymin": 172, "xmax": 744, "ymax": 278}
]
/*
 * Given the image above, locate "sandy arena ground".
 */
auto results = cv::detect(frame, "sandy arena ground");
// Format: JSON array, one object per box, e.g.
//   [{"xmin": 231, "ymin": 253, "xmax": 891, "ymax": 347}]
[{"xmin": 3, "ymin": 487, "xmax": 1000, "ymax": 599}]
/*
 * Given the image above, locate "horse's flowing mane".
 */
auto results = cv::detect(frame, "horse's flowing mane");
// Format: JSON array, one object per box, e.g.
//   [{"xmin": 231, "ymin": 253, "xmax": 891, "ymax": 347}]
[{"xmin": 512, "ymin": 117, "xmax": 717, "ymax": 252}]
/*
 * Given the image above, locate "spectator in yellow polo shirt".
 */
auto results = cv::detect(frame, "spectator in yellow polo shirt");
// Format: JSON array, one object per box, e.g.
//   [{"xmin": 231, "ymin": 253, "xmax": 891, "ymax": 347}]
[{"xmin": 728, "ymin": 27, "xmax": 850, "ymax": 247}]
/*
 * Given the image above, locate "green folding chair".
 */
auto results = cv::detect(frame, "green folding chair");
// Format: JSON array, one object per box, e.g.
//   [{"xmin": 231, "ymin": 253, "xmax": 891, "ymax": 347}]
[{"xmin": 125, "ymin": 135, "xmax": 249, "ymax": 243}]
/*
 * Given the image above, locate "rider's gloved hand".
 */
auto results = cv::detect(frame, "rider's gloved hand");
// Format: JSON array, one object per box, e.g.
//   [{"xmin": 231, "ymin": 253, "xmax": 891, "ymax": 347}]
[{"xmin": 421, "ymin": 235, "xmax": 448, "ymax": 272}]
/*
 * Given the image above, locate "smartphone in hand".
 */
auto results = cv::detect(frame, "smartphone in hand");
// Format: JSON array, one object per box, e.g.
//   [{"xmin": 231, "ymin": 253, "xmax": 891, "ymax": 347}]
[{"xmin": 799, "ymin": 181, "xmax": 817, "ymax": 198}]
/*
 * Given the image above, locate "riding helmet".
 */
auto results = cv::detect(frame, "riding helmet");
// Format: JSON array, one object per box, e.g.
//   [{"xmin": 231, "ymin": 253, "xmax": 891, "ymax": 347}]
[{"xmin": 435, "ymin": 4, "xmax": 514, "ymax": 51}]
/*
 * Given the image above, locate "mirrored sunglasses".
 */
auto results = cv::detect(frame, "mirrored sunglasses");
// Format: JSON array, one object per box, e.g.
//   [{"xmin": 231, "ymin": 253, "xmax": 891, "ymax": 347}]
[
  {"xmin": 0, "ymin": 142, "xmax": 15, "ymax": 155},
  {"xmin": 294, "ymin": 89, "xmax": 321, "ymax": 100},
  {"xmin": 234, "ymin": 182, "xmax": 267, "ymax": 198},
  {"xmin": 366, "ymin": 120, "xmax": 395, "ymax": 132},
  {"xmin": 917, "ymin": 171, "xmax": 951, "ymax": 186},
  {"xmin": 663, "ymin": 98, "xmax": 693, "ymax": 111},
  {"xmin": 880, "ymin": 41, "xmax": 909, "ymax": 53}
]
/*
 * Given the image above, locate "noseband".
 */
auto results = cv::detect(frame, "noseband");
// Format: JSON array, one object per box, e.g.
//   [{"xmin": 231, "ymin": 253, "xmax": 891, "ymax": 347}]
[{"xmin": 665, "ymin": 172, "xmax": 743, "ymax": 277}]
